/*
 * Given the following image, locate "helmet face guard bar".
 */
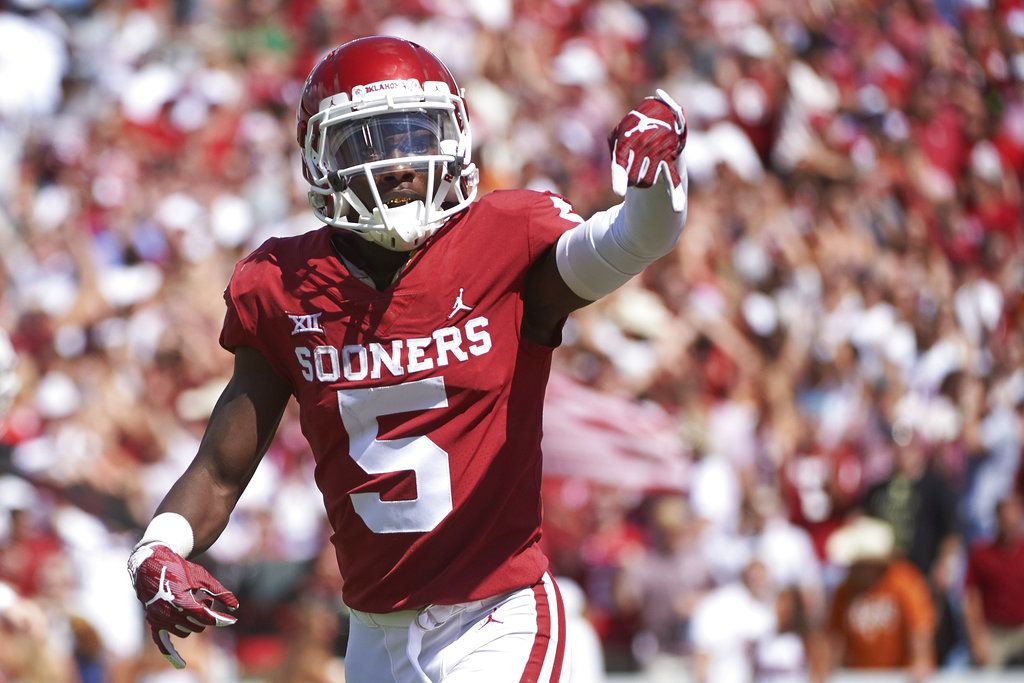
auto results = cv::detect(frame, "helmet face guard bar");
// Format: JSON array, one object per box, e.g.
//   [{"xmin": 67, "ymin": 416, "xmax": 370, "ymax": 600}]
[{"xmin": 308, "ymin": 156, "xmax": 477, "ymax": 232}]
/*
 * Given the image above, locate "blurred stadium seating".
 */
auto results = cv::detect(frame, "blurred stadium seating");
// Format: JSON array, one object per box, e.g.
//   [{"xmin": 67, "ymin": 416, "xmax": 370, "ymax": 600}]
[{"xmin": 0, "ymin": 0, "xmax": 1022, "ymax": 680}]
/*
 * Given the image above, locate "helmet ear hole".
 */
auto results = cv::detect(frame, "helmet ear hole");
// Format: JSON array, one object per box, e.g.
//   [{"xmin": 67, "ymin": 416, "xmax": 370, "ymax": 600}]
[{"xmin": 309, "ymin": 191, "xmax": 339, "ymax": 218}]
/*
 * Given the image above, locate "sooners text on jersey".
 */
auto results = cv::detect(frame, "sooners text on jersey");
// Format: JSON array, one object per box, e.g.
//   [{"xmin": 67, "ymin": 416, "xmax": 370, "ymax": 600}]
[{"xmin": 220, "ymin": 190, "xmax": 580, "ymax": 612}]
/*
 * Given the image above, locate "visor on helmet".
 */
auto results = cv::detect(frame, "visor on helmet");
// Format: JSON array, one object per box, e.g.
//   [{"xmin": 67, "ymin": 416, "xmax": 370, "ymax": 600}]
[{"xmin": 323, "ymin": 111, "xmax": 455, "ymax": 172}]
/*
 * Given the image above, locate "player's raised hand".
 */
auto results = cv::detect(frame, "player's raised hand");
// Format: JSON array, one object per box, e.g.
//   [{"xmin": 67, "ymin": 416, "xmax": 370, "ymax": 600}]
[
  {"xmin": 128, "ymin": 542, "xmax": 239, "ymax": 669},
  {"xmin": 609, "ymin": 89, "xmax": 688, "ymax": 212}
]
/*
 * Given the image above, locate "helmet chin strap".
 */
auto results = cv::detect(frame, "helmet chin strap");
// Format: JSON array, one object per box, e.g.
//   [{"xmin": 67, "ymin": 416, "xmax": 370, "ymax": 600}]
[
  {"xmin": 346, "ymin": 159, "xmax": 459, "ymax": 252},
  {"xmin": 357, "ymin": 201, "xmax": 430, "ymax": 252}
]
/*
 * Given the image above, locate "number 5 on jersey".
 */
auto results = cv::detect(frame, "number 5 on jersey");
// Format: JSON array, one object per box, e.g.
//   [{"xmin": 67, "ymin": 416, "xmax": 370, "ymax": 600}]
[{"xmin": 337, "ymin": 377, "xmax": 453, "ymax": 533}]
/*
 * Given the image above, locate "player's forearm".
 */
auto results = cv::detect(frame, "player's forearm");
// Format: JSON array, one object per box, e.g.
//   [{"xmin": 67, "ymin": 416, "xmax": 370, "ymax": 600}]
[
  {"xmin": 555, "ymin": 165, "xmax": 687, "ymax": 301},
  {"xmin": 144, "ymin": 348, "xmax": 291, "ymax": 556},
  {"xmin": 154, "ymin": 417, "xmax": 283, "ymax": 554},
  {"xmin": 153, "ymin": 459, "xmax": 248, "ymax": 556}
]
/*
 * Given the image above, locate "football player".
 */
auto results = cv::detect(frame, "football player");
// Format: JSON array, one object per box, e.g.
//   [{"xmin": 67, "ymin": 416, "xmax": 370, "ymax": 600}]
[{"xmin": 128, "ymin": 36, "xmax": 688, "ymax": 682}]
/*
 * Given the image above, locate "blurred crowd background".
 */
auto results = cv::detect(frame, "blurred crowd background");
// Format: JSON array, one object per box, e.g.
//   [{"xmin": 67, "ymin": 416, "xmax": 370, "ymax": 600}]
[{"xmin": 1, "ymin": 0, "xmax": 1023, "ymax": 681}]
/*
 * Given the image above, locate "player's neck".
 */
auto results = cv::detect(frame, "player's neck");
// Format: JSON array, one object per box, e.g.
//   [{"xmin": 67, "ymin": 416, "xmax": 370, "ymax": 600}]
[{"xmin": 331, "ymin": 232, "xmax": 412, "ymax": 290}]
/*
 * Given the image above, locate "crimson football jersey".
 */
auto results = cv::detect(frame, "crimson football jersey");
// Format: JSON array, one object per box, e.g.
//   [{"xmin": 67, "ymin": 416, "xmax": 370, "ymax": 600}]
[{"xmin": 220, "ymin": 189, "xmax": 582, "ymax": 612}]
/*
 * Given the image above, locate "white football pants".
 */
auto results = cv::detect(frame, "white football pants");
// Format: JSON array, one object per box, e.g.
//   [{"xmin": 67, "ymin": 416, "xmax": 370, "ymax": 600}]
[{"xmin": 344, "ymin": 573, "xmax": 571, "ymax": 682}]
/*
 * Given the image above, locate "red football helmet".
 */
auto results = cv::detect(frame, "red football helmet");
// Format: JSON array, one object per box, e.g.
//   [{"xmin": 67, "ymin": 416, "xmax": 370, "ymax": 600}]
[{"xmin": 297, "ymin": 36, "xmax": 478, "ymax": 251}]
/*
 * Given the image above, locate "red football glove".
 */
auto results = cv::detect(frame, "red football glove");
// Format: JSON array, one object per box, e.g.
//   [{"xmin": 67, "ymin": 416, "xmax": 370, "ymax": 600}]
[
  {"xmin": 609, "ymin": 89, "xmax": 688, "ymax": 212},
  {"xmin": 128, "ymin": 542, "xmax": 239, "ymax": 669}
]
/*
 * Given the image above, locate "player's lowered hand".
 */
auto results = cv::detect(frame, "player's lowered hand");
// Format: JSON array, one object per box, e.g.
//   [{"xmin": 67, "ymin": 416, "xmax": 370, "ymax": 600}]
[
  {"xmin": 609, "ymin": 89, "xmax": 688, "ymax": 211},
  {"xmin": 127, "ymin": 542, "xmax": 239, "ymax": 669}
]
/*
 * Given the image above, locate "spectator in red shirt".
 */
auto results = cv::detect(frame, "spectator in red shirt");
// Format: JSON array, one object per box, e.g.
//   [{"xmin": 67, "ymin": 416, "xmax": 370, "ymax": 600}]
[
  {"xmin": 963, "ymin": 494, "xmax": 1024, "ymax": 668},
  {"xmin": 0, "ymin": 479, "xmax": 62, "ymax": 600}
]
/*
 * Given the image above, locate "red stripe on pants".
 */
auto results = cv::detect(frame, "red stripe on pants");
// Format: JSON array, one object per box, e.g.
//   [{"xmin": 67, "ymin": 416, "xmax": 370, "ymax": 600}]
[
  {"xmin": 519, "ymin": 580, "xmax": 551, "ymax": 682},
  {"xmin": 549, "ymin": 577, "xmax": 567, "ymax": 680}
]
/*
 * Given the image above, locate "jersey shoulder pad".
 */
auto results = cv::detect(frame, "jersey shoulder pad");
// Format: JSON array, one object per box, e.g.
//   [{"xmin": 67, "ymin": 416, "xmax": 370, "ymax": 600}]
[
  {"xmin": 471, "ymin": 190, "xmax": 584, "ymax": 233},
  {"xmin": 472, "ymin": 189, "xmax": 548, "ymax": 213},
  {"xmin": 229, "ymin": 228, "xmax": 327, "ymax": 292},
  {"xmin": 475, "ymin": 189, "xmax": 579, "ymax": 217}
]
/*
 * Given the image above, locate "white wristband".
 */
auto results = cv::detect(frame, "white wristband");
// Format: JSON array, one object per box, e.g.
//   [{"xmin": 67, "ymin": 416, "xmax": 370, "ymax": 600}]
[{"xmin": 137, "ymin": 512, "xmax": 195, "ymax": 558}]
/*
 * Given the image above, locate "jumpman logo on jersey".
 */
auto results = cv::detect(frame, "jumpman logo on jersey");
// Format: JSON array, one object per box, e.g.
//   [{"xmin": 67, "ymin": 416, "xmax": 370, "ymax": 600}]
[
  {"xmin": 144, "ymin": 566, "xmax": 176, "ymax": 608},
  {"xmin": 480, "ymin": 611, "xmax": 504, "ymax": 628},
  {"xmin": 622, "ymin": 110, "xmax": 673, "ymax": 138},
  {"xmin": 448, "ymin": 288, "xmax": 474, "ymax": 319}
]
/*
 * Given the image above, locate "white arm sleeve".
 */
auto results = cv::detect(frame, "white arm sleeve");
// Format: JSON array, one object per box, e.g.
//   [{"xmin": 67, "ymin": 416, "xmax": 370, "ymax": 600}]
[{"xmin": 555, "ymin": 155, "xmax": 688, "ymax": 301}]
